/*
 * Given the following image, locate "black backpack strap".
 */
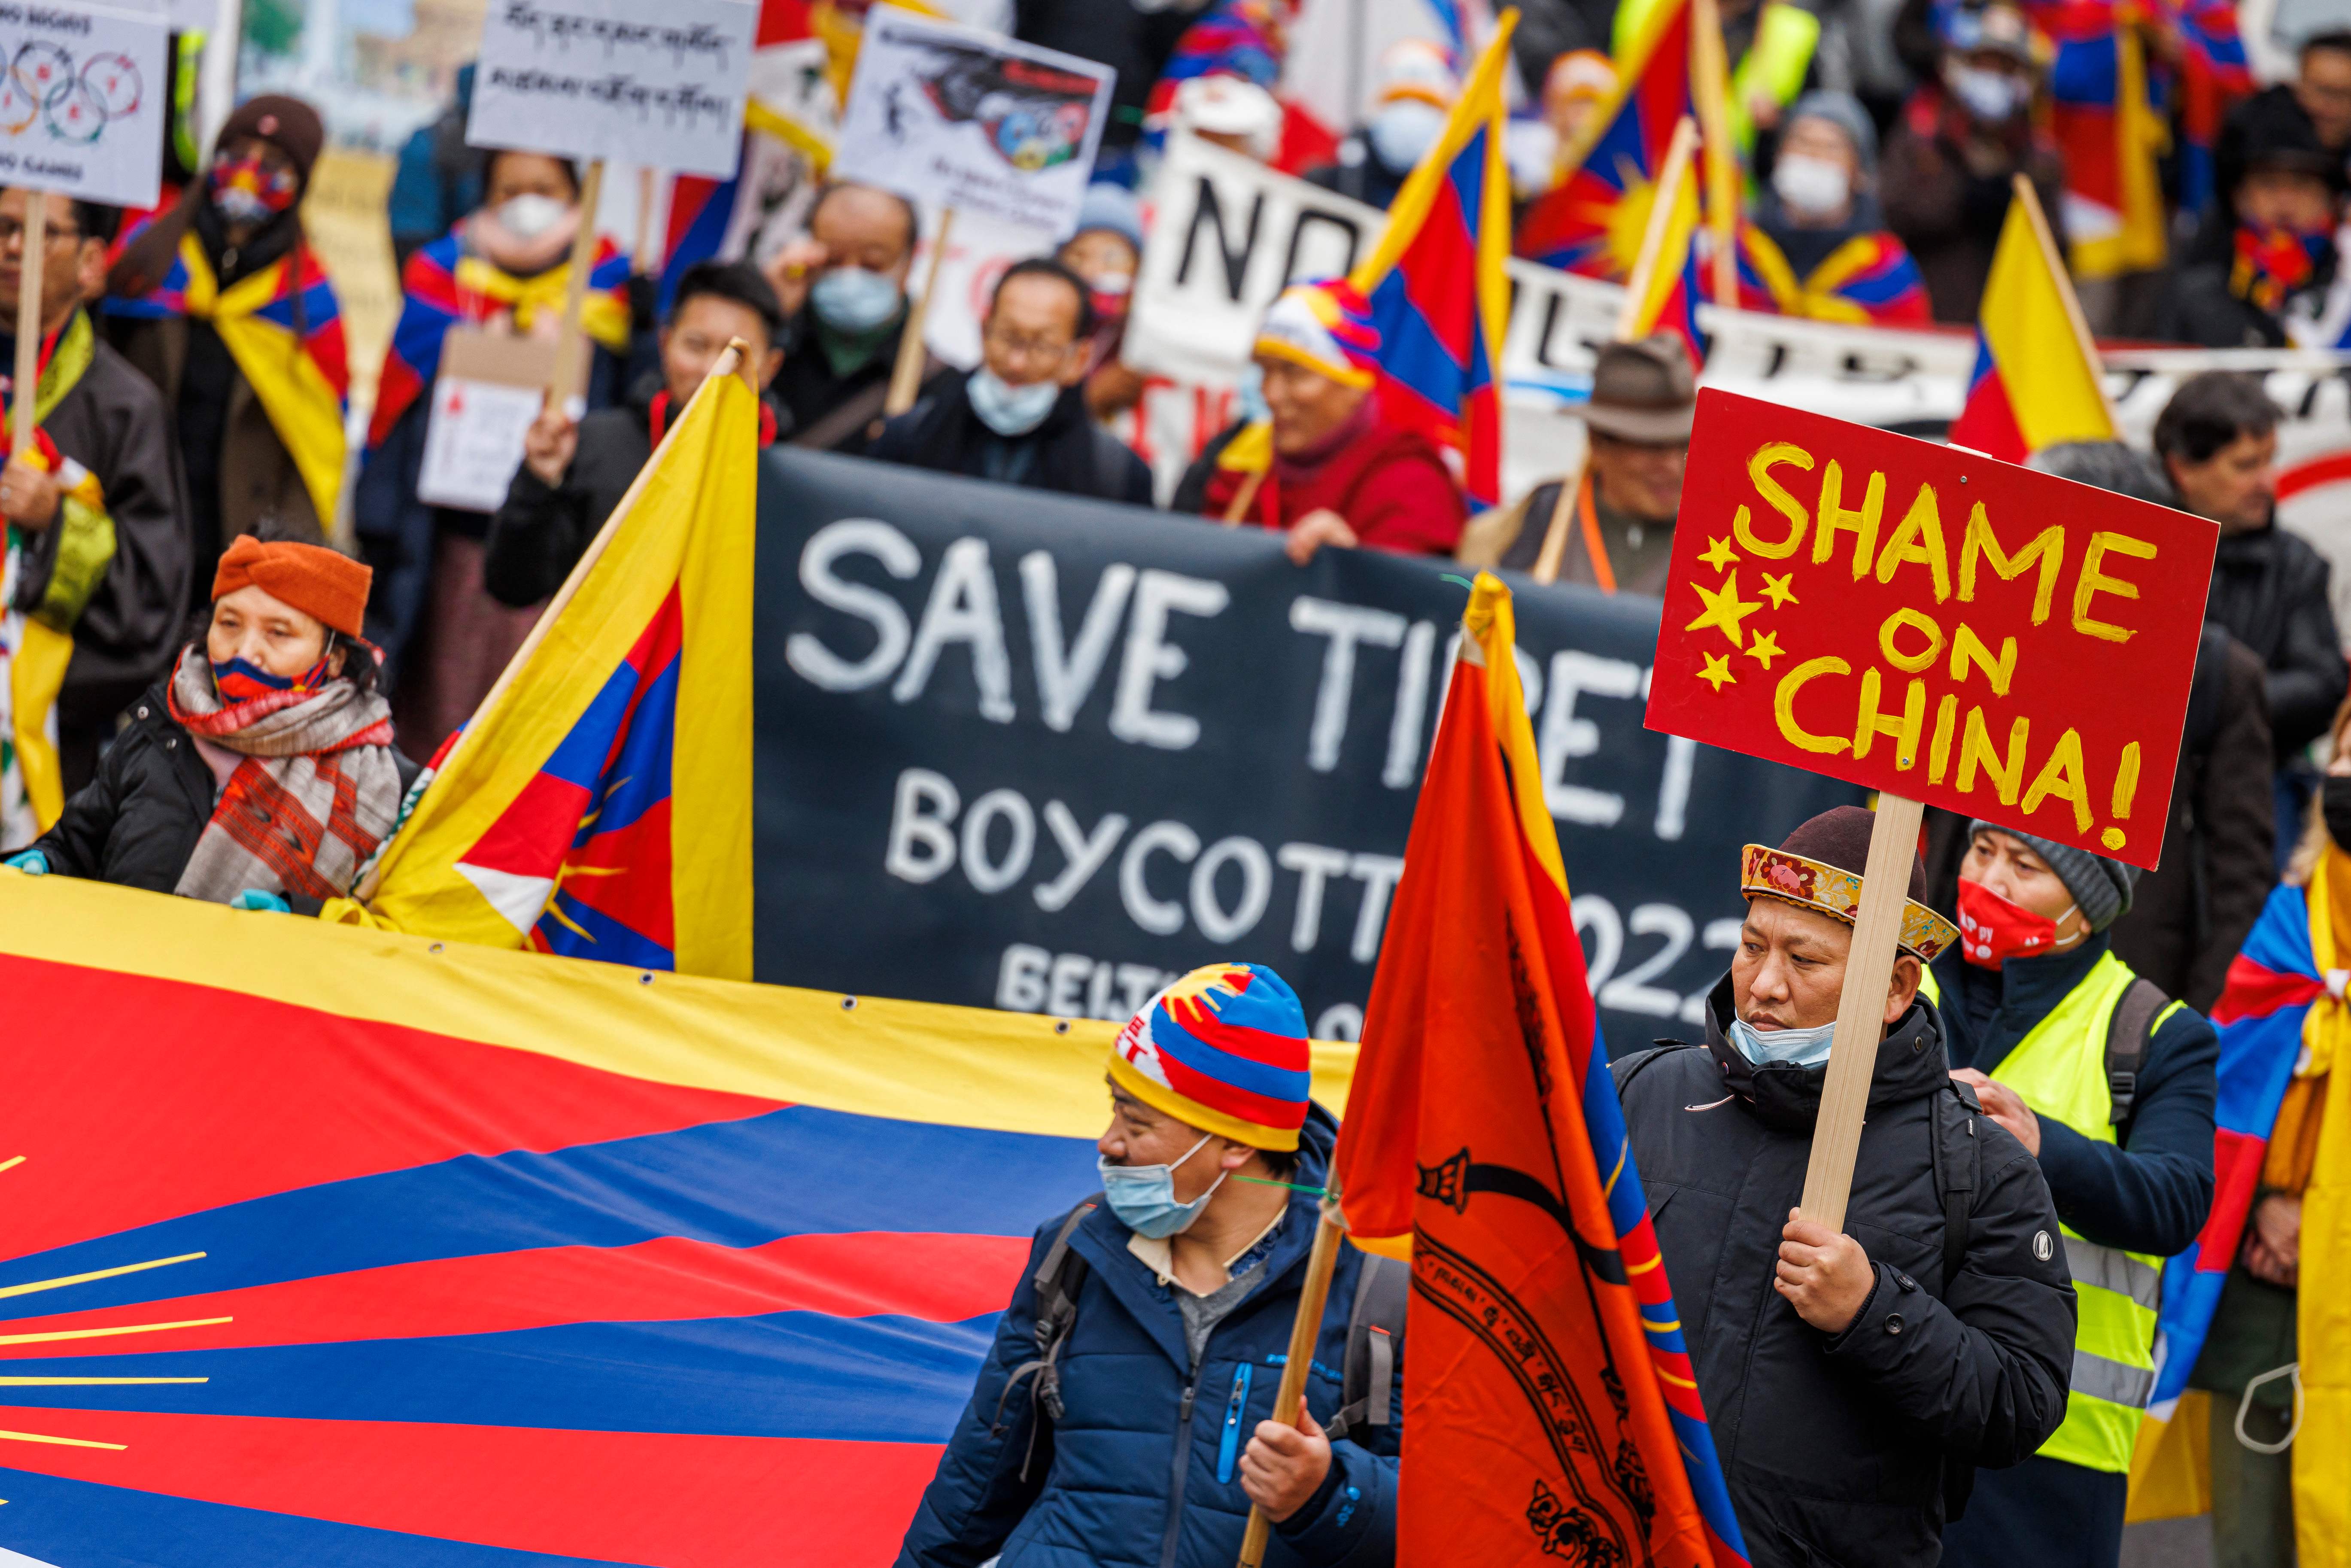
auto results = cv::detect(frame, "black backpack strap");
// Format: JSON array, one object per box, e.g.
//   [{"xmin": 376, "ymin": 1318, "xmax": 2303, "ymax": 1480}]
[
  {"xmin": 1930, "ymin": 1083, "xmax": 1982, "ymax": 1295},
  {"xmin": 2105, "ymin": 978, "xmax": 2169, "ymax": 1128},
  {"xmin": 1324, "ymin": 1250, "xmax": 1409, "ymax": 1445},
  {"xmin": 992, "ymin": 1197, "xmax": 1098, "ymax": 1479}
]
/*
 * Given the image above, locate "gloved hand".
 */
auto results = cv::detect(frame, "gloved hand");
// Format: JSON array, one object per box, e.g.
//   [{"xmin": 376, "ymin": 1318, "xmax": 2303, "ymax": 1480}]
[
  {"xmin": 2, "ymin": 849, "xmax": 47, "ymax": 875},
  {"xmin": 228, "ymin": 889, "xmax": 292, "ymax": 913}
]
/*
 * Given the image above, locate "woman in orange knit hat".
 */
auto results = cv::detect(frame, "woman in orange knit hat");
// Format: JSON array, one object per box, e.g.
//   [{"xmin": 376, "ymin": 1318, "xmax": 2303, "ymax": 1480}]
[{"xmin": 4, "ymin": 536, "xmax": 419, "ymax": 909}]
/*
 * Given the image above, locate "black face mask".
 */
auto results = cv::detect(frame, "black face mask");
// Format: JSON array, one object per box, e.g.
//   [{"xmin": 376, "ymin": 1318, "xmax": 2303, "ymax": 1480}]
[{"xmin": 2323, "ymin": 775, "xmax": 2351, "ymax": 854}]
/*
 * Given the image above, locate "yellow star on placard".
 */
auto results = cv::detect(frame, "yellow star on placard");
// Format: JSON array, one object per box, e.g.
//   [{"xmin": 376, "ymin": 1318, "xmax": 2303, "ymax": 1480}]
[
  {"xmin": 1699, "ymin": 535, "xmax": 1738, "ymax": 571},
  {"xmin": 1759, "ymin": 570, "xmax": 1798, "ymax": 610},
  {"xmin": 1684, "ymin": 570, "xmax": 1762, "ymax": 650},
  {"xmin": 1698, "ymin": 653, "xmax": 1737, "ymax": 691},
  {"xmin": 1746, "ymin": 629, "xmax": 1783, "ymax": 669}
]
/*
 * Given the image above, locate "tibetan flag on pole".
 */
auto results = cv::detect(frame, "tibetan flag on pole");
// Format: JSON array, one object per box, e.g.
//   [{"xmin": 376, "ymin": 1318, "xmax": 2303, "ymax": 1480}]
[
  {"xmin": 322, "ymin": 357, "xmax": 758, "ymax": 980},
  {"xmin": 2034, "ymin": 0, "xmax": 2169, "ymax": 282},
  {"xmin": 1334, "ymin": 573, "xmax": 1747, "ymax": 1568},
  {"xmin": 1345, "ymin": 10, "xmax": 1515, "ymax": 510},
  {"xmin": 2169, "ymin": 0, "xmax": 2253, "ymax": 215},
  {"xmin": 1946, "ymin": 177, "xmax": 2117, "ymax": 462},
  {"xmin": 1515, "ymin": 0, "xmax": 1692, "ymax": 280},
  {"xmin": 1617, "ymin": 115, "xmax": 1708, "ymax": 368}
]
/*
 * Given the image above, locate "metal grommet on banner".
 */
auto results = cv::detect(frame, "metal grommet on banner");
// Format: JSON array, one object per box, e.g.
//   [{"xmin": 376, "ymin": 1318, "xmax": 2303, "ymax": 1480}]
[
  {"xmin": 841, "ymin": 996, "xmax": 857, "ymax": 1011},
  {"xmin": 428, "ymin": 942, "xmax": 443, "ymax": 954},
  {"xmin": 639, "ymin": 973, "xmax": 654, "ymax": 985},
  {"xmin": 1054, "ymin": 1020, "xmax": 1070, "ymax": 1034}
]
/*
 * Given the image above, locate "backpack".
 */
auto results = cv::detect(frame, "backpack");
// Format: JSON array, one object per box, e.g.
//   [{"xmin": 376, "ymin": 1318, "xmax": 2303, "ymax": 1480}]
[{"xmin": 993, "ymin": 1197, "xmax": 1409, "ymax": 1478}]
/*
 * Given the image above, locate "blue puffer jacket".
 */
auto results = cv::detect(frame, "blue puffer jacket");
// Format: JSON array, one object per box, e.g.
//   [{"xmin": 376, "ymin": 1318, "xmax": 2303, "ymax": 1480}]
[{"xmin": 895, "ymin": 1105, "xmax": 1399, "ymax": 1568}]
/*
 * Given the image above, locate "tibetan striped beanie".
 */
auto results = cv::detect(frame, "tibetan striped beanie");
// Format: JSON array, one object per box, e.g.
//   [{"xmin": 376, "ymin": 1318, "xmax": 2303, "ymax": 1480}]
[
  {"xmin": 1109, "ymin": 962, "xmax": 1313, "ymax": 1150},
  {"xmin": 1254, "ymin": 279, "xmax": 1382, "ymax": 389}
]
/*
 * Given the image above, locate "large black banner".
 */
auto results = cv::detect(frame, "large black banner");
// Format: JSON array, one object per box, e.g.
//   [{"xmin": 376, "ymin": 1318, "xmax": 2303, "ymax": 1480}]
[{"xmin": 755, "ymin": 450, "xmax": 1861, "ymax": 1055}]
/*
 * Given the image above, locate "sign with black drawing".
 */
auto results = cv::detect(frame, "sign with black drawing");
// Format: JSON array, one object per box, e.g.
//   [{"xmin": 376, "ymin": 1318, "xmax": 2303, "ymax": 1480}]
[{"xmin": 0, "ymin": 0, "xmax": 167, "ymax": 208}]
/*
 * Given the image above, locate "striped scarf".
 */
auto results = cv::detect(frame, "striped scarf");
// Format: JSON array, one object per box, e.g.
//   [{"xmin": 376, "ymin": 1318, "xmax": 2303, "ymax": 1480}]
[{"xmin": 165, "ymin": 648, "xmax": 405, "ymax": 905}]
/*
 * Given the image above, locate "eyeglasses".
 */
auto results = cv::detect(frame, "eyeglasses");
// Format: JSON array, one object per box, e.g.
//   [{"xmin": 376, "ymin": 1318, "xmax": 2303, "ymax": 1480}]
[
  {"xmin": 0, "ymin": 218, "xmax": 81, "ymax": 249},
  {"xmin": 984, "ymin": 325, "xmax": 1078, "ymax": 361}
]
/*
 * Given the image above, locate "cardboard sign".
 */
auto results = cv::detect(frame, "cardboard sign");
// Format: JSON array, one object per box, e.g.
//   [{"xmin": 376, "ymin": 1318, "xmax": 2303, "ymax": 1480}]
[
  {"xmin": 417, "ymin": 327, "xmax": 558, "ymax": 513},
  {"xmin": 0, "ymin": 0, "xmax": 167, "ymax": 209},
  {"xmin": 1645, "ymin": 389, "xmax": 2217, "ymax": 870},
  {"xmin": 832, "ymin": 6, "xmax": 1114, "ymax": 239},
  {"xmin": 466, "ymin": 0, "xmax": 758, "ymax": 180}
]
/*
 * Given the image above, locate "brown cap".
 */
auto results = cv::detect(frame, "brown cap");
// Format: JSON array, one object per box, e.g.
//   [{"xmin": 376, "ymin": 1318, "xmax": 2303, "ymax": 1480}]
[
  {"xmin": 212, "ymin": 535, "xmax": 371, "ymax": 638},
  {"xmin": 1583, "ymin": 333, "xmax": 1697, "ymax": 444},
  {"xmin": 216, "ymin": 95, "xmax": 325, "ymax": 187}
]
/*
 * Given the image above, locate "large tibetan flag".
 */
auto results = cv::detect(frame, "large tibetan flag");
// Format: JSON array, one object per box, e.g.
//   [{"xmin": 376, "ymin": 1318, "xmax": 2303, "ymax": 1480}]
[
  {"xmin": 322, "ymin": 358, "xmax": 757, "ymax": 980},
  {"xmin": 1514, "ymin": 0, "xmax": 1692, "ymax": 280},
  {"xmin": 1344, "ymin": 12, "xmax": 1515, "ymax": 509},
  {"xmin": 1334, "ymin": 573, "xmax": 1746, "ymax": 1567},
  {"xmin": 2169, "ymin": 0, "xmax": 2252, "ymax": 215},
  {"xmin": 1946, "ymin": 185, "xmax": 2117, "ymax": 461},
  {"xmin": 2128, "ymin": 869, "xmax": 2348, "ymax": 1549},
  {"xmin": 0, "ymin": 870, "xmax": 1349, "ymax": 1564},
  {"xmin": 2032, "ymin": 0, "xmax": 2169, "ymax": 282}
]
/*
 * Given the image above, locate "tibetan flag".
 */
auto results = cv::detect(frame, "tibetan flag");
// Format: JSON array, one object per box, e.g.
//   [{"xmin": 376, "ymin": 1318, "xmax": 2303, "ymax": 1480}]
[
  {"xmin": 2129, "ymin": 868, "xmax": 2342, "ymax": 1531},
  {"xmin": 323, "ymin": 360, "xmax": 756, "ymax": 980},
  {"xmin": 369, "ymin": 228, "xmax": 633, "ymax": 447},
  {"xmin": 1334, "ymin": 573, "xmax": 1747, "ymax": 1568},
  {"xmin": 1621, "ymin": 145, "xmax": 1708, "ymax": 368},
  {"xmin": 2169, "ymin": 0, "xmax": 2253, "ymax": 215},
  {"xmin": 0, "ymin": 869, "xmax": 1327, "ymax": 1564},
  {"xmin": 104, "ymin": 223, "xmax": 351, "ymax": 528},
  {"xmin": 2031, "ymin": 0, "xmax": 2169, "ymax": 282},
  {"xmin": 1346, "ymin": 12, "xmax": 1515, "ymax": 509},
  {"xmin": 1515, "ymin": 0, "xmax": 1692, "ymax": 280},
  {"xmin": 1735, "ymin": 225, "xmax": 1933, "ymax": 326},
  {"xmin": 1946, "ymin": 189, "xmax": 2116, "ymax": 461}
]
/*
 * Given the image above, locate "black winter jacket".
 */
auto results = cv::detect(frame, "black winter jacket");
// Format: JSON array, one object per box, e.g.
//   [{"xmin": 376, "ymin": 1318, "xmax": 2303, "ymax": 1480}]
[
  {"xmin": 2202, "ymin": 523, "xmax": 2346, "ymax": 760},
  {"xmin": 869, "ymin": 371, "xmax": 1154, "ymax": 506},
  {"xmin": 482, "ymin": 377, "xmax": 658, "ymax": 608},
  {"xmin": 27, "ymin": 678, "xmax": 420, "ymax": 908},
  {"xmin": 1614, "ymin": 985, "xmax": 2075, "ymax": 1568}
]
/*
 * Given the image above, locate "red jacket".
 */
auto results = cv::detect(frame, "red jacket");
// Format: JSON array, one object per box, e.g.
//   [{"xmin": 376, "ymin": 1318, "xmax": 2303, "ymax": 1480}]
[{"xmin": 1198, "ymin": 418, "xmax": 1466, "ymax": 556}]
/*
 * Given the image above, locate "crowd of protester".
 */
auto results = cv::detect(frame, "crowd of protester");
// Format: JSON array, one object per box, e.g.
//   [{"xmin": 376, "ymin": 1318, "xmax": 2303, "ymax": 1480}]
[{"xmin": 0, "ymin": 6, "xmax": 2343, "ymax": 1562}]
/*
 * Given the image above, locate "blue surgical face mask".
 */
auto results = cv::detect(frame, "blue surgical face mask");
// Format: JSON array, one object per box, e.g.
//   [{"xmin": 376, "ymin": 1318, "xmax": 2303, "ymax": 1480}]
[
  {"xmin": 810, "ymin": 265, "xmax": 904, "ymax": 332},
  {"xmin": 1236, "ymin": 361, "xmax": 1272, "ymax": 425},
  {"xmin": 968, "ymin": 365, "xmax": 1061, "ymax": 436},
  {"xmin": 1367, "ymin": 100, "xmax": 1446, "ymax": 173},
  {"xmin": 1099, "ymin": 1132, "xmax": 1230, "ymax": 1240},
  {"xmin": 1728, "ymin": 1015, "xmax": 1841, "ymax": 1070}
]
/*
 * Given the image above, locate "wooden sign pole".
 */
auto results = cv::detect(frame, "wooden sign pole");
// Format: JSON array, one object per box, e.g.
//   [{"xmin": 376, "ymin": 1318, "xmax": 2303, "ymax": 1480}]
[
  {"xmin": 1795, "ymin": 790, "xmax": 1926, "ymax": 1230},
  {"xmin": 1689, "ymin": 0, "xmax": 1742, "ymax": 309},
  {"xmin": 548, "ymin": 157, "xmax": 608, "ymax": 412},
  {"xmin": 11, "ymin": 192, "xmax": 45, "ymax": 459},
  {"xmin": 1235, "ymin": 1189, "xmax": 1347, "ymax": 1568},
  {"xmin": 1614, "ymin": 117, "xmax": 1700, "ymax": 341},
  {"xmin": 885, "ymin": 205, "xmax": 954, "ymax": 417}
]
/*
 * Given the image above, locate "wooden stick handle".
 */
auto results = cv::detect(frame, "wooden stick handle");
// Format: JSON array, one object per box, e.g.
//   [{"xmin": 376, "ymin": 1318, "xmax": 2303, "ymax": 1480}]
[
  {"xmin": 1236, "ymin": 1199, "xmax": 1347, "ymax": 1568},
  {"xmin": 1531, "ymin": 462, "xmax": 1585, "ymax": 586},
  {"xmin": 1689, "ymin": 0, "xmax": 1742, "ymax": 308},
  {"xmin": 886, "ymin": 206, "xmax": 954, "ymax": 417},
  {"xmin": 1795, "ymin": 790, "xmax": 1927, "ymax": 1229},
  {"xmin": 355, "ymin": 336, "xmax": 748, "ymax": 905},
  {"xmin": 1615, "ymin": 117, "xmax": 1700, "ymax": 341},
  {"xmin": 548, "ymin": 158, "xmax": 607, "ymax": 410},
  {"xmin": 12, "ymin": 192, "xmax": 44, "ymax": 459}
]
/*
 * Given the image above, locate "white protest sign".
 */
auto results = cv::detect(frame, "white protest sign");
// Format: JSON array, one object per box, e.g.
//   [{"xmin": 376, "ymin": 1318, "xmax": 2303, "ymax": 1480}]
[
  {"xmin": 416, "ymin": 328, "xmax": 556, "ymax": 513},
  {"xmin": 467, "ymin": 0, "xmax": 759, "ymax": 181},
  {"xmin": 832, "ymin": 6, "xmax": 1114, "ymax": 239},
  {"xmin": 0, "ymin": 0, "xmax": 167, "ymax": 209}
]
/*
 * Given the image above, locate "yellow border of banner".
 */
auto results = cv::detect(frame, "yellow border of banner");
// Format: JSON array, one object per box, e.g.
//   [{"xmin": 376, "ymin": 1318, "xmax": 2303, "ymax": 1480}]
[{"xmin": 0, "ymin": 875, "xmax": 1357, "ymax": 1141}]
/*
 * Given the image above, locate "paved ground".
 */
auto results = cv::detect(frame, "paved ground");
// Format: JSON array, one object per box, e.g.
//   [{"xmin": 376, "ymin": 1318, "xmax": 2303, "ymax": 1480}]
[{"xmin": 2121, "ymin": 1517, "xmax": 2217, "ymax": 1568}]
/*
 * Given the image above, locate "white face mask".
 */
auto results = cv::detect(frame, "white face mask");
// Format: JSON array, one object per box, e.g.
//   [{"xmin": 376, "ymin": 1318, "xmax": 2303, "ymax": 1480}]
[
  {"xmin": 1773, "ymin": 152, "xmax": 1853, "ymax": 218},
  {"xmin": 496, "ymin": 192, "xmax": 569, "ymax": 240},
  {"xmin": 1947, "ymin": 64, "xmax": 2025, "ymax": 123},
  {"xmin": 1728, "ymin": 1015, "xmax": 1841, "ymax": 1069},
  {"xmin": 1368, "ymin": 101, "xmax": 1447, "ymax": 173}
]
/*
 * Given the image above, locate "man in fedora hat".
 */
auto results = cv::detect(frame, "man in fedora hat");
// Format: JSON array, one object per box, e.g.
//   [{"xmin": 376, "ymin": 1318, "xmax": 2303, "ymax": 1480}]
[{"xmin": 1455, "ymin": 332, "xmax": 1695, "ymax": 592}]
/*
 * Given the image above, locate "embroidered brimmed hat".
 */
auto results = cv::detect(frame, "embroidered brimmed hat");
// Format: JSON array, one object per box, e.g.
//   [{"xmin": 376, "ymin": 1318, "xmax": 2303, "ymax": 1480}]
[{"xmin": 1740, "ymin": 805, "xmax": 1959, "ymax": 963}]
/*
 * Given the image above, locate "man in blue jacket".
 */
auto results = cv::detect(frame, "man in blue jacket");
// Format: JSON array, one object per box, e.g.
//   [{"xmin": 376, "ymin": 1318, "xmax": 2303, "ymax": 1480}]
[
  {"xmin": 1933, "ymin": 824, "xmax": 2219, "ymax": 1568},
  {"xmin": 896, "ymin": 962, "xmax": 1399, "ymax": 1568}
]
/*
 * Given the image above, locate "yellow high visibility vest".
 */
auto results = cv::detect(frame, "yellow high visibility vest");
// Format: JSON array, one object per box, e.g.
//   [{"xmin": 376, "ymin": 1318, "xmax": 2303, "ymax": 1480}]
[{"xmin": 1965, "ymin": 951, "xmax": 2169, "ymax": 1474}]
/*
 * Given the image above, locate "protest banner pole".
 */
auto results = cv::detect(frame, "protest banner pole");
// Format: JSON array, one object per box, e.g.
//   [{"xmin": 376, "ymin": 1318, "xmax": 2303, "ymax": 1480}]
[
  {"xmin": 548, "ymin": 158, "xmax": 608, "ymax": 411},
  {"xmin": 1613, "ymin": 116, "xmax": 1698, "ymax": 340},
  {"xmin": 10, "ymin": 193, "xmax": 43, "ymax": 458},
  {"xmin": 1236, "ymin": 1186, "xmax": 1348, "ymax": 1568},
  {"xmin": 1689, "ymin": 0, "xmax": 1742, "ymax": 309},
  {"xmin": 354, "ymin": 336, "xmax": 750, "ymax": 904},
  {"xmin": 885, "ymin": 207, "xmax": 954, "ymax": 417},
  {"xmin": 1795, "ymin": 790, "xmax": 1924, "ymax": 1230},
  {"xmin": 2011, "ymin": 171, "xmax": 2118, "ymax": 425},
  {"xmin": 633, "ymin": 166, "xmax": 658, "ymax": 274}
]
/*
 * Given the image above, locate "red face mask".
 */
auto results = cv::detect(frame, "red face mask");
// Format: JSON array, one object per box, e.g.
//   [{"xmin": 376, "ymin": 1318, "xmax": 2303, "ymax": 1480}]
[{"xmin": 1956, "ymin": 876, "xmax": 2079, "ymax": 969}]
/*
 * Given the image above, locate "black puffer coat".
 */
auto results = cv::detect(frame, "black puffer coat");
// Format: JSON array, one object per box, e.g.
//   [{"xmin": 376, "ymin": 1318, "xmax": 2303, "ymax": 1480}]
[{"xmin": 1613, "ymin": 983, "xmax": 2075, "ymax": 1568}]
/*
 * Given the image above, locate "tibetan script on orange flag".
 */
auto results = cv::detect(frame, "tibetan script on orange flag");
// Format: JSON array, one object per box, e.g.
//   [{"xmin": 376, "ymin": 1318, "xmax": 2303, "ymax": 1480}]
[{"xmin": 1645, "ymin": 389, "xmax": 2217, "ymax": 870}]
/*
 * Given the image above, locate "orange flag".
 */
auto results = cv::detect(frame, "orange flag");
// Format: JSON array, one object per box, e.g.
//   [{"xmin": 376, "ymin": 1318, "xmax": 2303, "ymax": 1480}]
[{"xmin": 1334, "ymin": 573, "xmax": 1748, "ymax": 1567}]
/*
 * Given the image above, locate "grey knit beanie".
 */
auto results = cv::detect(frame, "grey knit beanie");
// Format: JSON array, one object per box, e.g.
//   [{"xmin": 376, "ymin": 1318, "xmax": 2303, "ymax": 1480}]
[{"xmin": 1968, "ymin": 820, "xmax": 2139, "ymax": 931}]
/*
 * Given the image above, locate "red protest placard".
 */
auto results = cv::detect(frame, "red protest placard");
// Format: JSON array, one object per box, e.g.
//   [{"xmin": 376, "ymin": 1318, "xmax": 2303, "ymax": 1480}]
[{"xmin": 1644, "ymin": 390, "xmax": 2217, "ymax": 871}]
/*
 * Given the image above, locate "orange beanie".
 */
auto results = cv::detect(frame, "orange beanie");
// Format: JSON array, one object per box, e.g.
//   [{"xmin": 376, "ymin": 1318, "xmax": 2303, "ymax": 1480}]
[{"xmin": 211, "ymin": 535, "xmax": 372, "ymax": 639}]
